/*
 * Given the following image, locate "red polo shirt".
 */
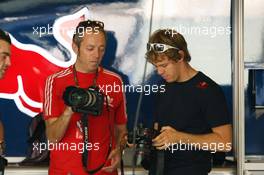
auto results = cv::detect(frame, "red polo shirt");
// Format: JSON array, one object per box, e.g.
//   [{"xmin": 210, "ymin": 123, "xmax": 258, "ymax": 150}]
[{"xmin": 43, "ymin": 66, "xmax": 127, "ymax": 175}]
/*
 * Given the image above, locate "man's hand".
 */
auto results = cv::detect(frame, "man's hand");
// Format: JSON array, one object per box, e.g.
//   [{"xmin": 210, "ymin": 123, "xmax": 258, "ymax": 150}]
[
  {"xmin": 120, "ymin": 133, "xmax": 128, "ymax": 151},
  {"xmin": 45, "ymin": 106, "xmax": 74, "ymax": 143},
  {"xmin": 101, "ymin": 148, "xmax": 121, "ymax": 173},
  {"xmin": 152, "ymin": 126, "xmax": 181, "ymax": 150},
  {"xmin": 63, "ymin": 106, "xmax": 74, "ymax": 116}
]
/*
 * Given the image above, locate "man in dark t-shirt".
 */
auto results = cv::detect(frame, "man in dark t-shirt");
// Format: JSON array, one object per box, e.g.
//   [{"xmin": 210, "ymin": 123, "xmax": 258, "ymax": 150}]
[{"xmin": 145, "ymin": 29, "xmax": 232, "ymax": 175}]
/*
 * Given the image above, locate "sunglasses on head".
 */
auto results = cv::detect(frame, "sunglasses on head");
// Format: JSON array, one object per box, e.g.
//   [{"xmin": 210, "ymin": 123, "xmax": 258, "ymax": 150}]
[
  {"xmin": 147, "ymin": 43, "xmax": 179, "ymax": 53},
  {"xmin": 78, "ymin": 20, "xmax": 104, "ymax": 29}
]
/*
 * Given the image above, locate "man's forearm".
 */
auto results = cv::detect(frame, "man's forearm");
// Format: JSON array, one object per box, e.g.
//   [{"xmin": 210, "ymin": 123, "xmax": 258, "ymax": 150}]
[
  {"xmin": 170, "ymin": 124, "xmax": 232, "ymax": 152},
  {"xmin": 175, "ymin": 131, "xmax": 232, "ymax": 152},
  {"xmin": 115, "ymin": 124, "xmax": 127, "ymax": 150},
  {"xmin": 46, "ymin": 111, "xmax": 72, "ymax": 143},
  {"xmin": 155, "ymin": 124, "xmax": 232, "ymax": 152}
]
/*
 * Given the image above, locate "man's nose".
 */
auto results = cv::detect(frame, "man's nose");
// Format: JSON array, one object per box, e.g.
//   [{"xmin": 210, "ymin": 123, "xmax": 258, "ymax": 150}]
[
  {"xmin": 157, "ymin": 67, "xmax": 164, "ymax": 75},
  {"xmin": 5, "ymin": 56, "xmax": 11, "ymax": 67},
  {"xmin": 94, "ymin": 48, "xmax": 100, "ymax": 59}
]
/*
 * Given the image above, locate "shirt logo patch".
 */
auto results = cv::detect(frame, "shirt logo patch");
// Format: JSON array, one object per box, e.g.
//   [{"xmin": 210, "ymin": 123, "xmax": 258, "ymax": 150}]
[
  {"xmin": 105, "ymin": 95, "xmax": 114, "ymax": 107},
  {"xmin": 196, "ymin": 81, "xmax": 208, "ymax": 89}
]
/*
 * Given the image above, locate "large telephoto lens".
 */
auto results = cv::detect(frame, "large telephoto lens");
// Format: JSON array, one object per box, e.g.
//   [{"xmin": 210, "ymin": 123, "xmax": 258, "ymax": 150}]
[{"xmin": 63, "ymin": 86, "xmax": 98, "ymax": 108}]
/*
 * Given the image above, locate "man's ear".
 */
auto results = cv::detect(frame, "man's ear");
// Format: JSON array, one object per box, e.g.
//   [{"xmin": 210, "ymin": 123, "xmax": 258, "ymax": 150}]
[
  {"xmin": 72, "ymin": 42, "xmax": 79, "ymax": 54},
  {"xmin": 178, "ymin": 50, "xmax": 185, "ymax": 62}
]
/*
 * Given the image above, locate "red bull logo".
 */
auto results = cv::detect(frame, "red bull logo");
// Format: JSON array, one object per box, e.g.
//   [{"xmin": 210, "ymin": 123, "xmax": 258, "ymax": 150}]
[{"xmin": 0, "ymin": 7, "xmax": 91, "ymax": 117}]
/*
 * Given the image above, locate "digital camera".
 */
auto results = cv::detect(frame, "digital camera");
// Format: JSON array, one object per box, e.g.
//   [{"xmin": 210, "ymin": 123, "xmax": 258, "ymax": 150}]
[
  {"xmin": 127, "ymin": 123, "xmax": 160, "ymax": 169},
  {"xmin": 63, "ymin": 86, "xmax": 104, "ymax": 115}
]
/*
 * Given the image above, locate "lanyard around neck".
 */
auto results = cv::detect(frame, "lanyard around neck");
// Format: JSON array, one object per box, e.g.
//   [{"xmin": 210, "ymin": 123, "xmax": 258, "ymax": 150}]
[{"xmin": 72, "ymin": 64, "xmax": 99, "ymax": 88}]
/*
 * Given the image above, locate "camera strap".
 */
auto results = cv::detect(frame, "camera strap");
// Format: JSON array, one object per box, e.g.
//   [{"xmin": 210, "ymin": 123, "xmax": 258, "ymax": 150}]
[
  {"xmin": 73, "ymin": 64, "xmax": 79, "ymax": 87},
  {"xmin": 155, "ymin": 150, "xmax": 164, "ymax": 175},
  {"xmin": 72, "ymin": 64, "xmax": 116, "ymax": 174},
  {"xmin": 81, "ymin": 113, "xmax": 112, "ymax": 174},
  {"xmin": 73, "ymin": 64, "xmax": 99, "ymax": 87}
]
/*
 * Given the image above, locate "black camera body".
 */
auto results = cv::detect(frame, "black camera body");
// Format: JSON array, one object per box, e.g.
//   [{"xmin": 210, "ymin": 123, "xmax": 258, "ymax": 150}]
[
  {"xmin": 63, "ymin": 86, "xmax": 104, "ymax": 115},
  {"xmin": 128, "ymin": 124, "xmax": 159, "ymax": 150},
  {"xmin": 127, "ymin": 124, "xmax": 160, "ymax": 169}
]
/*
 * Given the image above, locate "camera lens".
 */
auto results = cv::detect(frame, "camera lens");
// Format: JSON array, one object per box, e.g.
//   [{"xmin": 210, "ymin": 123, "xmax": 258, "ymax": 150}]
[
  {"xmin": 69, "ymin": 88, "xmax": 88, "ymax": 107},
  {"xmin": 62, "ymin": 86, "xmax": 104, "ymax": 115},
  {"xmin": 63, "ymin": 86, "xmax": 98, "ymax": 108}
]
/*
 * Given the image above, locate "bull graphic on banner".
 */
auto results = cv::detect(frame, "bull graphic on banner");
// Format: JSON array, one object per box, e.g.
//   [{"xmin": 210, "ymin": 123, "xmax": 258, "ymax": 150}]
[{"xmin": 0, "ymin": 8, "xmax": 91, "ymax": 117}]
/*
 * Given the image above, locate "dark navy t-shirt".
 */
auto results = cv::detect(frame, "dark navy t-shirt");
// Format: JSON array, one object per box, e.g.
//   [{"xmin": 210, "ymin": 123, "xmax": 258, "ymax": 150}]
[{"xmin": 154, "ymin": 71, "xmax": 230, "ymax": 173}]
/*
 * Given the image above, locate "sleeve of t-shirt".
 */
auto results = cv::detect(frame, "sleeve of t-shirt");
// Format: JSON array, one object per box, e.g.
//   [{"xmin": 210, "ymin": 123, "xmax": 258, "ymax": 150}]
[
  {"xmin": 43, "ymin": 75, "xmax": 62, "ymax": 120},
  {"xmin": 205, "ymin": 85, "xmax": 230, "ymax": 128},
  {"xmin": 114, "ymin": 79, "xmax": 127, "ymax": 125}
]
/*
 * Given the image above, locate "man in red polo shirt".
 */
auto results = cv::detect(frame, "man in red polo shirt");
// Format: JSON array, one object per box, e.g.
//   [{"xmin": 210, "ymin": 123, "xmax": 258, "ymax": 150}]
[{"xmin": 43, "ymin": 20, "xmax": 127, "ymax": 175}]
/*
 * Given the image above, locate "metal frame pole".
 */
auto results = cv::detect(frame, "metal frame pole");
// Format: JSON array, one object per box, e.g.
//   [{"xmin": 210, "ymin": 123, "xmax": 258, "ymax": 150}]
[{"xmin": 232, "ymin": 0, "xmax": 245, "ymax": 174}]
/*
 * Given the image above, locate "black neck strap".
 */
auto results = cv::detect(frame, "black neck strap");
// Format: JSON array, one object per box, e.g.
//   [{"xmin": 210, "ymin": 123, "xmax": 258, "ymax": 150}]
[
  {"xmin": 72, "ymin": 64, "xmax": 99, "ymax": 88},
  {"xmin": 72, "ymin": 65, "xmax": 113, "ymax": 174},
  {"xmin": 81, "ymin": 113, "xmax": 112, "ymax": 174}
]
